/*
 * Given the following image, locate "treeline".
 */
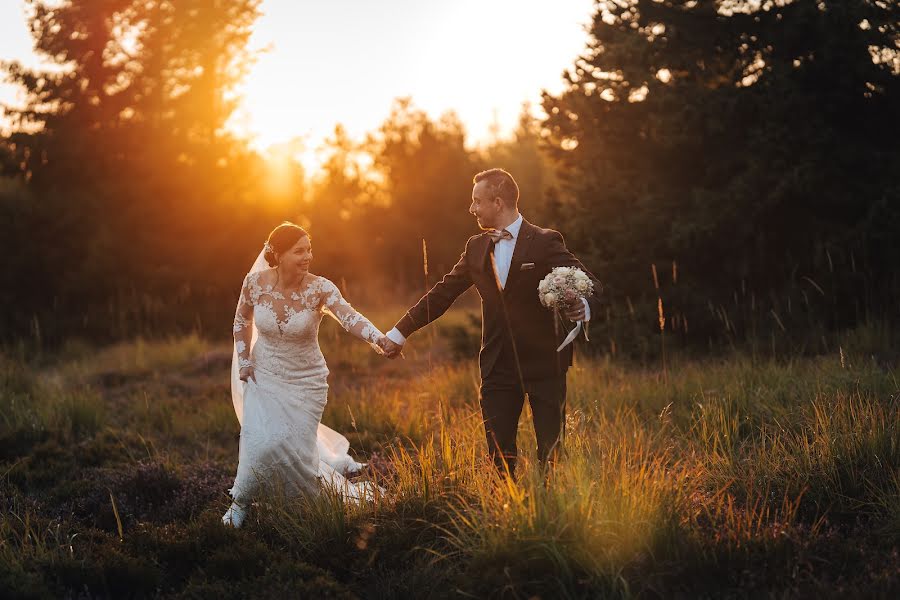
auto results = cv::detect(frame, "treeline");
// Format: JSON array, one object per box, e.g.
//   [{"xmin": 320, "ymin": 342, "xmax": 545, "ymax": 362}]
[
  {"xmin": 540, "ymin": 0, "xmax": 900, "ymax": 356},
  {"xmin": 1, "ymin": 0, "xmax": 898, "ymax": 355}
]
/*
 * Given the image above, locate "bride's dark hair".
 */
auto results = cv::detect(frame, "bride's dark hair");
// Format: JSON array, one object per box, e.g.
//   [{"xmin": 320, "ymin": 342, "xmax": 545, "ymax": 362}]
[{"xmin": 264, "ymin": 222, "xmax": 310, "ymax": 267}]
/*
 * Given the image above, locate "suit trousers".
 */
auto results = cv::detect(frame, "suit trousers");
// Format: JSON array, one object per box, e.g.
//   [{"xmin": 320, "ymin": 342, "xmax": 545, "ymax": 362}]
[{"xmin": 479, "ymin": 348, "xmax": 567, "ymax": 476}]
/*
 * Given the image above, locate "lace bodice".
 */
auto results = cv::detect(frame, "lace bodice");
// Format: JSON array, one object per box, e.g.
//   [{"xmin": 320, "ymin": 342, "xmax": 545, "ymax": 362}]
[{"xmin": 233, "ymin": 271, "xmax": 382, "ymax": 377}]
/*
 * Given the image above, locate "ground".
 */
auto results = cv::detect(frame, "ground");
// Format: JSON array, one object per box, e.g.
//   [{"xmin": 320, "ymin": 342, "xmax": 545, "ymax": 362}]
[{"xmin": 1, "ymin": 315, "xmax": 898, "ymax": 598}]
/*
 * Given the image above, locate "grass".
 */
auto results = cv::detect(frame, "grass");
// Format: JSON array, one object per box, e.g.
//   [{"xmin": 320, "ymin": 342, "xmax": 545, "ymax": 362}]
[{"xmin": 1, "ymin": 315, "xmax": 898, "ymax": 598}]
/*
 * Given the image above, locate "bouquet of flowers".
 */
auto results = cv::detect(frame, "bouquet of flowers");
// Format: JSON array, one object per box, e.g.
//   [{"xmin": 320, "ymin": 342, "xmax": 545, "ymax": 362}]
[{"xmin": 538, "ymin": 266, "xmax": 593, "ymax": 351}]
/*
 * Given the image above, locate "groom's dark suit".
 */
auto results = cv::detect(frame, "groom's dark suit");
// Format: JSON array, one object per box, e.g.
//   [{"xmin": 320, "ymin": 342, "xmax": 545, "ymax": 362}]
[{"xmin": 393, "ymin": 219, "xmax": 602, "ymax": 474}]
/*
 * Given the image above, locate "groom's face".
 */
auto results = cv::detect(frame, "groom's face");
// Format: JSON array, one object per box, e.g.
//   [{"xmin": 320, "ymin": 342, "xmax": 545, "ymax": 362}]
[{"xmin": 470, "ymin": 180, "xmax": 502, "ymax": 230}]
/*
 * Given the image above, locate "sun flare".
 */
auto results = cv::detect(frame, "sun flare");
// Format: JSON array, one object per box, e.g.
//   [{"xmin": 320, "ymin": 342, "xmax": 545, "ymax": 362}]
[{"xmin": 225, "ymin": 0, "xmax": 595, "ymax": 175}]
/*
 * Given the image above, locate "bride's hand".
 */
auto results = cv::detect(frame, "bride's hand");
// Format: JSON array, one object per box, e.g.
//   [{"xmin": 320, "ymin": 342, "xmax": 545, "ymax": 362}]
[
  {"xmin": 375, "ymin": 335, "xmax": 398, "ymax": 357},
  {"xmin": 376, "ymin": 335, "xmax": 403, "ymax": 359},
  {"xmin": 239, "ymin": 366, "xmax": 256, "ymax": 383}
]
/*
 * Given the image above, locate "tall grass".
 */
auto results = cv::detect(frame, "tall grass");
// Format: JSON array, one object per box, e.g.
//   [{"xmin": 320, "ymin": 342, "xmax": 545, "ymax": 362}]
[
  {"xmin": 1, "ymin": 324, "xmax": 898, "ymax": 597},
  {"xmin": 242, "ymin": 332, "xmax": 899, "ymax": 595}
]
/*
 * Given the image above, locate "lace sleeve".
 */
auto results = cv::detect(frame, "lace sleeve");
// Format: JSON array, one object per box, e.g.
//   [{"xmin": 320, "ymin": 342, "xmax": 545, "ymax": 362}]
[
  {"xmin": 321, "ymin": 279, "xmax": 383, "ymax": 345},
  {"xmin": 233, "ymin": 274, "xmax": 255, "ymax": 369}
]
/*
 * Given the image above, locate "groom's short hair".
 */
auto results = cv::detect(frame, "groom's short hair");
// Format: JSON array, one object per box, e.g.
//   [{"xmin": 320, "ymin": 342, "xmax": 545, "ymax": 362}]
[{"xmin": 474, "ymin": 168, "xmax": 519, "ymax": 208}]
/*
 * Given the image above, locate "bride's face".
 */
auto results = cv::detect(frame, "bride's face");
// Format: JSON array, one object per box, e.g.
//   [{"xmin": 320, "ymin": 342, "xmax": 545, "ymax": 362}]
[{"xmin": 278, "ymin": 235, "xmax": 312, "ymax": 276}]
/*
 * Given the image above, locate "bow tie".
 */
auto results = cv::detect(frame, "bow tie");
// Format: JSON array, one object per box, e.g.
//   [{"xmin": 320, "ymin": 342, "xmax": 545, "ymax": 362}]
[{"xmin": 486, "ymin": 229, "xmax": 513, "ymax": 244}]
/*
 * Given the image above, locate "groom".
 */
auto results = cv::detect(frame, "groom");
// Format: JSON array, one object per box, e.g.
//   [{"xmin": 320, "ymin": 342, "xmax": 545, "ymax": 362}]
[{"xmin": 381, "ymin": 168, "xmax": 602, "ymax": 476}]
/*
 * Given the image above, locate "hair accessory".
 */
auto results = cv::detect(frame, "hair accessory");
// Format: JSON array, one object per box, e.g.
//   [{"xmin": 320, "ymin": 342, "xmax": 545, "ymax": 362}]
[{"xmin": 263, "ymin": 241, "xmax": 275, "ymax": 255}]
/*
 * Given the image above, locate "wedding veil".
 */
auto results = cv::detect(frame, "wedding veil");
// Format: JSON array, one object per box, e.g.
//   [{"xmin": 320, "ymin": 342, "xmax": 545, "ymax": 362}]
[{"xmin": 230, "ymin": 249, "xmax": 268, "ymax": 425}]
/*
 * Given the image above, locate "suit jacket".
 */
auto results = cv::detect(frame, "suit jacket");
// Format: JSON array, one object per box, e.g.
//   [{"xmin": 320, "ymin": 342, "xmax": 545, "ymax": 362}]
[{"xmin": 394, "ymin": 219, "xmax": 602, "ymax": 381}]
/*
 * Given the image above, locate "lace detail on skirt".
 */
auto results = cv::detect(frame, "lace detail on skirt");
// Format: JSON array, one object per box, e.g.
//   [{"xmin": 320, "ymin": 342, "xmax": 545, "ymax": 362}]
[{"xmin": 229, "ymin": 271, "xmax": 383, "ymax": 503}]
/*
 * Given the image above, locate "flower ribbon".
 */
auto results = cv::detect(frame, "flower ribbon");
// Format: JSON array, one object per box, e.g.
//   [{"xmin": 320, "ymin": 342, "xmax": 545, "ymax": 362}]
[{"xmin": 556, "ymin": 319, "xmax": 590, "ymax": 352}]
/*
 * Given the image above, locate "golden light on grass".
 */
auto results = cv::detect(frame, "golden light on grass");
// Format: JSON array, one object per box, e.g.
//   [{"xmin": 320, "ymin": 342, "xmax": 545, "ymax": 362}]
[
  {"xmin": 2, "ymin": 327, "xmax": 899, "ymax": 596},
  {"xmin": 658, "ymin": 297, "xmax": 666, "ymax": 333},
  {"xmin": 109, "ymin": 490, "xmax": 124, "ymax": 541},
  {"xmin": 658, "ymin": 297, "xmax": 668, "ymax": 385}
]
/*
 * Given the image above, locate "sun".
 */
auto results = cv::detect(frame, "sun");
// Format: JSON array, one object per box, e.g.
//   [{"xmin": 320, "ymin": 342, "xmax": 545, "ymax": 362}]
[{"xmin": 224, "ymin": 0, "xmax": 595, "ymax": 176}]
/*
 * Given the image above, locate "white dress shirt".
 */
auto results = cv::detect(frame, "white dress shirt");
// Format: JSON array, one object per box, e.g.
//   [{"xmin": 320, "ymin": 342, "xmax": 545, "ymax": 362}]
[
  {"xmin": 386, "ymin": 213, "xmax": 589, "ymax": 346},
  {"xmin": 492, "ymin": 213, "xmax": 523, "ymax": 289}
]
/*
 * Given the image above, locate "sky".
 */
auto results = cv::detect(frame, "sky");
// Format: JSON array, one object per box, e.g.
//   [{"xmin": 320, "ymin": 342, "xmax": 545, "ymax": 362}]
[{"xmin": 0, "ymin": 0, "xmax": 596, "ymax": 170}]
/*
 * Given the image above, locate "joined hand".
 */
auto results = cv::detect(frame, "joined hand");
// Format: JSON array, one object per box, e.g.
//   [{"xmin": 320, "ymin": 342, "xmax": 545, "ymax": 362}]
[{"xmin": 377, "ymin": 336, "xmax": 403, "ymax": 359}]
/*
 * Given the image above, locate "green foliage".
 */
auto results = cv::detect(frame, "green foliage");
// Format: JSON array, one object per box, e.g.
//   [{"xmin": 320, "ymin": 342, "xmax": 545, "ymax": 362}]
[
  {"xmin": 4, "ymin": 0, "xmax": 897, "ymax": 356},
  {"xmin": 483, "ymin": 103, "xmax": 565, "ymax": 228},
  {"xmin": 302, "ymin": 99, "xmax": 483, "ymax": 289},
  {"xmin": 0, "ymin": 0, "xmax": 286, "ymax": 343},
  {"xmin": 542, "ymin": 0, "xmax": 900, "ymax": 350}
]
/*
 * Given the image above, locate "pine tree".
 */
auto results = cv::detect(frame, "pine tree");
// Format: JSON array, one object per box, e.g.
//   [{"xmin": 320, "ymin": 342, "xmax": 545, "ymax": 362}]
[
  {"xmin": 542, "ymin": 0, "xmax": 900, "ymax": 341},
  {"xmin": 0, "ymin": 0, "xmax": 269, "ymax": 341}
]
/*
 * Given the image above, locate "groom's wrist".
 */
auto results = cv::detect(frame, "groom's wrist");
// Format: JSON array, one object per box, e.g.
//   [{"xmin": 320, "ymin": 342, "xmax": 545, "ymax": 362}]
[{"xmin": 386, "ymin": 328, "xmax": 406, "ymax": 345}]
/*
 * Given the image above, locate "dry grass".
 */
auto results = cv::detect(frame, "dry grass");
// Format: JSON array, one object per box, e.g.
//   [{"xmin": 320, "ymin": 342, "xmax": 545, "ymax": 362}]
[{"xmin": 1, "ymin": 318, "xmax": 898, "ymax": 598}]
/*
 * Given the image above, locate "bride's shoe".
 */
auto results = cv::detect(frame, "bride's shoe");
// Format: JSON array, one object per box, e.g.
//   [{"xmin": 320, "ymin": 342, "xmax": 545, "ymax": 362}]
[{"xmin": 222, "ymin": 502, "xmax": 246, "ymax": 528}]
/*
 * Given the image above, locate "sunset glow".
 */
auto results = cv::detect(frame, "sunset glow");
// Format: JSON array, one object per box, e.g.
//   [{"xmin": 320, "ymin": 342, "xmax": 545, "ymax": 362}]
[
  {"xmin": 227, "ymin": 0, "xmax": 594, "ymax": 173},
  {"xmin": 0, "ymin": 1, "xmax": 595, "ymax": 175}
]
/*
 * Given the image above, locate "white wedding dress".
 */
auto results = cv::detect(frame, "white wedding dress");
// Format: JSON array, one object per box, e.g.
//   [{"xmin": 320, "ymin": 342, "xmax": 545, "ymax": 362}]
[{"xmin": 226, "ymin": 260, "xmax": 382, "ymax": 525}]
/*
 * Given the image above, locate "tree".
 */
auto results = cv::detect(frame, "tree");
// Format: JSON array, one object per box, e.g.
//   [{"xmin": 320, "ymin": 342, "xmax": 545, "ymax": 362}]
[
  {"xmin": 483, "ymin": 103, "xmax": 564, "ymax": 229},
  {"xmin": 362, "ymin": 98, "xmax": 479, "ymax": 284},
  {"xmin": 0, "ymin": 0, "xmax": 275, "ymax": 341},
  {"xmin": 542, "ymin": 0, "xmax": 900, "ymax": 345}
]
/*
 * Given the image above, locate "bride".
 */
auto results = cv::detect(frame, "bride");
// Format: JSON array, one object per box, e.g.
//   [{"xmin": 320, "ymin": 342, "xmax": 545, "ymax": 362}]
[{"xmin": 224, "ymin": 221, "xmax": 386, "ymax": 527}]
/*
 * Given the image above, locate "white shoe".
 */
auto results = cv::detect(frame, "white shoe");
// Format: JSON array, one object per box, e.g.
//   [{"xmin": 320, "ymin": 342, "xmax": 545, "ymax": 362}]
[{"xmin": 222, "ymin": 502, "xmax": 246, "ymax": 528}]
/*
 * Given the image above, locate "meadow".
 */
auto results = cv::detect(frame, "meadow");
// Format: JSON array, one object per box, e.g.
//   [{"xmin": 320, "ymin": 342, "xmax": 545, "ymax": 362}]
[{"xmin": 1, "ymin": 310, "xmax": 898, "ymax": 599}]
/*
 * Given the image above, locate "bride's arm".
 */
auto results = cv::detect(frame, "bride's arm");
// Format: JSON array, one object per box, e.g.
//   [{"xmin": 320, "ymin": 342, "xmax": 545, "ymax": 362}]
[
  {"xmin": 321, "ymin": 279, "xmax": 384, "ymax": 348},
  {"xmin": 234, "ymin": 275, "xmax": 256, "ymax": 380}
]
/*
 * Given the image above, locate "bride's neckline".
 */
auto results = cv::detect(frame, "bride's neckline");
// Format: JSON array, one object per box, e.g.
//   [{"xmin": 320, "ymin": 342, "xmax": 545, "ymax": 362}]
[
  {"xmin": 274, "ymin": 272, "xmax": 307, "ymax": 295},
  {"xmin": 251, "ymin": 270, "xmax": 322, "ymax": 333},
  {"xmin": 255, "ymin": 269, "xmax": 317, "ymax": 294}
]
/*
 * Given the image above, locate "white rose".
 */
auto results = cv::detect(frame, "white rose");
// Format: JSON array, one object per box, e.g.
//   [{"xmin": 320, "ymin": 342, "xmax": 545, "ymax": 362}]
[
  {"xmin": 543, "ymin": 292, "xmax": 557, "ymax": 306},
  {"xmin": 555, "ymin": 267, "xmax": 572, "ymax": 276},
  {"xmin": 576, "ymin": 279, "xmax": 589, "ymax": 292},
  {"xmin": 538, "ymin": 280, "xmax": 549, "ymax": 293},
  {"xmin": 575, "ymin": 270, "xmax": 589, "ymax": 281}
]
